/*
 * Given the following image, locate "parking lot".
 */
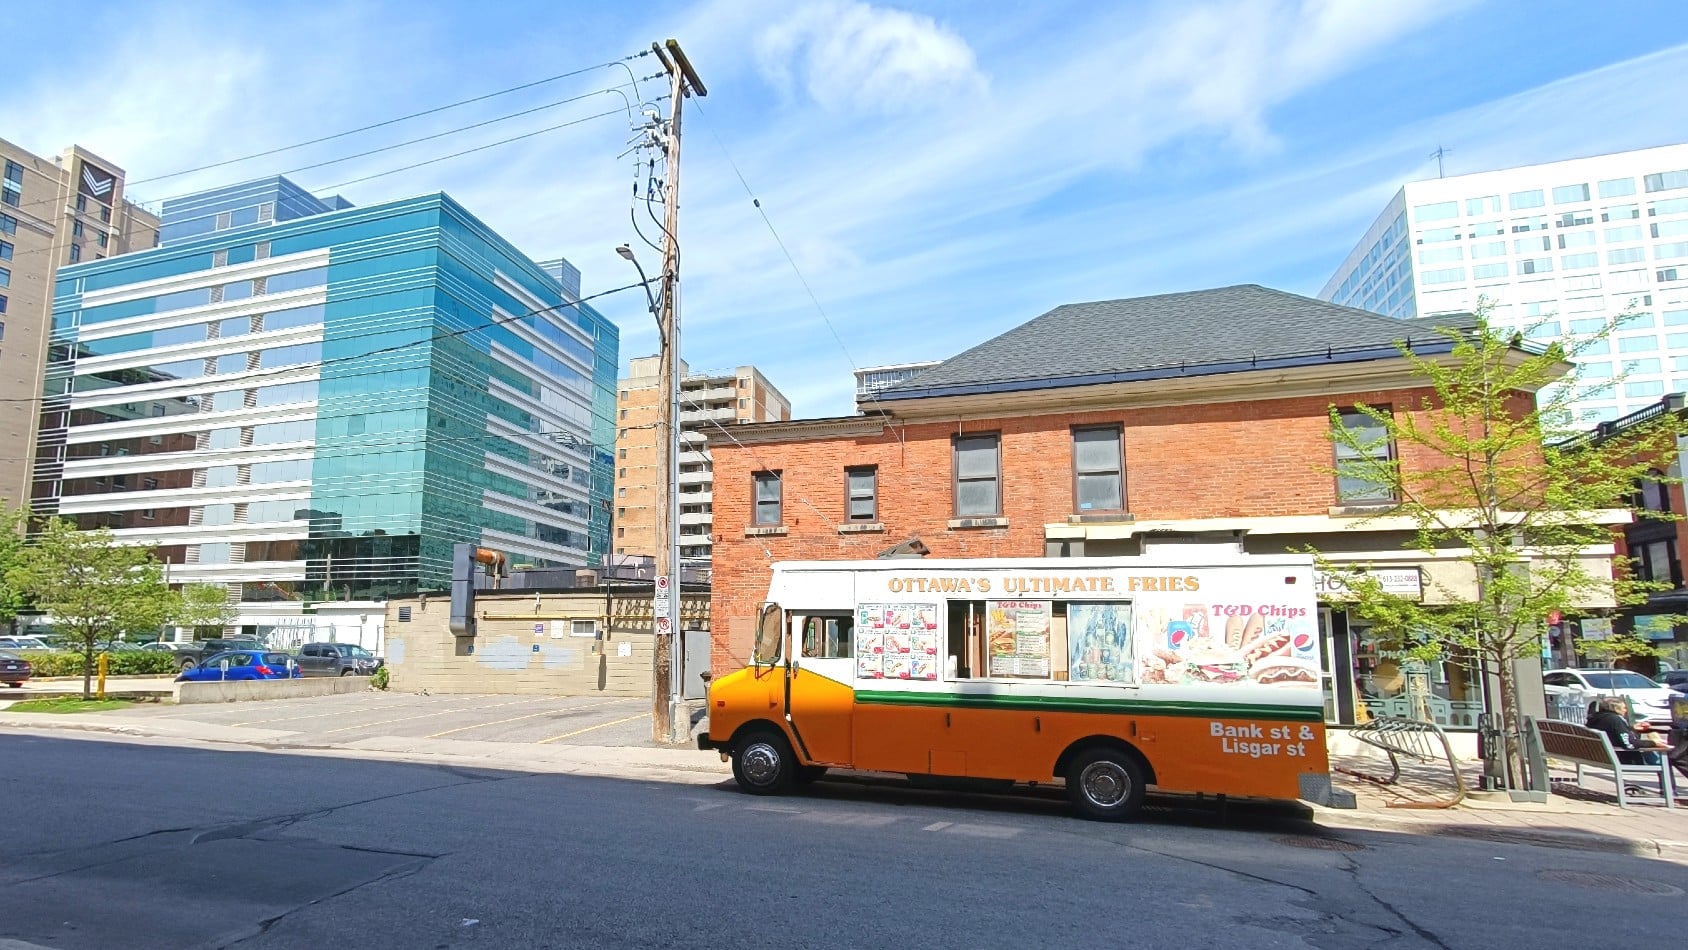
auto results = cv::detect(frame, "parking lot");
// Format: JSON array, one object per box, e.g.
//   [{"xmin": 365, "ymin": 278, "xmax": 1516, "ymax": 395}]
[{"xmin": 110, "ymin": 691, "xmax": 662, "ymax": 747}]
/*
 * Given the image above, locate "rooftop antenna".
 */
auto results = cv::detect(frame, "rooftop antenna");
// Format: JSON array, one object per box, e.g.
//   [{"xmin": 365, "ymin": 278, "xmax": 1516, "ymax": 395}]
[{"xmin": 1431, "ymin": 145, "xmax": 1453, "ymax": 179}]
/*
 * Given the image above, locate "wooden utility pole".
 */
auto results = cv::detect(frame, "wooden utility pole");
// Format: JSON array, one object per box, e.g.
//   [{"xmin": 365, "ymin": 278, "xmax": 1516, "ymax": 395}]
[{"xmin": 650, "ymin": 39, "xmax": 706, "ymax": 744}]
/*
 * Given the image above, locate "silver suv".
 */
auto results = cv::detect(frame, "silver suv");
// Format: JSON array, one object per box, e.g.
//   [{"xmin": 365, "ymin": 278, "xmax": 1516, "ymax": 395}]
[{"xmin": 296, "ymin": 642, "xmax": 383, "ymax": 677}]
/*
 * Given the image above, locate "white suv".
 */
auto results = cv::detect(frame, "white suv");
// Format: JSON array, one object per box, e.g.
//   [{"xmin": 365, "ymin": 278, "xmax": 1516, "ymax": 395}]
[{"xmin": 1543, "ymin": 668, "xmax": 1676, "ymax": 731}]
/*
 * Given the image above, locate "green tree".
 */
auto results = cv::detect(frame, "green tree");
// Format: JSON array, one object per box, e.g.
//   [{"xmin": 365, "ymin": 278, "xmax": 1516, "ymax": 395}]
[
  {"xmin": 0, "ymin": 507, "xmax": 27, "ymax": 633},
  {"xmin": 1314, "ymin": 306, "xmax": 1685, "ymax": 790},
  {"xmin": 6, "ymin": 519, "xmax": 174, "ymax": 699},
  {"xmin": 171, "ymin": 584, "xmax": 237, "ymax": 641}
]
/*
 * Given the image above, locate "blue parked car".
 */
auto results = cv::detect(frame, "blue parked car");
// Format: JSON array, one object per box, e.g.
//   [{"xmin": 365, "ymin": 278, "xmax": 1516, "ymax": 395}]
[{"xmin": 175, "ymin": 650, "xmax": 301, "ymax": 682}]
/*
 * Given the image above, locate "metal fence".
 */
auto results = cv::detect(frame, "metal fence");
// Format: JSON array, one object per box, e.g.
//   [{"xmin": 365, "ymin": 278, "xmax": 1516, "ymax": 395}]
[{"xmin": 1544, "ymin": 692, "xmax": 1588, "ymax": 725}]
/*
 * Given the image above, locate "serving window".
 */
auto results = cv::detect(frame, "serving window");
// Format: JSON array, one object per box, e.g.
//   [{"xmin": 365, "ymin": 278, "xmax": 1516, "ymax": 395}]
[{"xmin": 944, "ymin": 599, "xmax": 1136, "ymax": 683}]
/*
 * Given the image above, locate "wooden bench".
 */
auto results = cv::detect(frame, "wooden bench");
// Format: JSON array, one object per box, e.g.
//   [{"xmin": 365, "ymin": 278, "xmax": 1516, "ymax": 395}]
[{"xmin": 1535, "ymin": 718, "xmax": 1676, "ymax": 809}]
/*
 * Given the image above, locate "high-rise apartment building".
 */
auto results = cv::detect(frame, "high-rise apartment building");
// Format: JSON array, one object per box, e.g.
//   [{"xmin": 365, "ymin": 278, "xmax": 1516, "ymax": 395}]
[
  {"xmin": 613, "ymin": 359, "xmax": 790, "ymax": 563},
  {"xmin": 854, "ymin": 361, "xmax": 939, "ymax": 411},
  {"xmin": 33, "ymin": 176, "xmax": 617, "ymax": 643},
  {"xmin": 1322, "ymin": 143, "xmax": 1688, "ymax": 422},
  {"xmin": 0, "ymin": 139, "xmax": 159, "ymax": 509}
]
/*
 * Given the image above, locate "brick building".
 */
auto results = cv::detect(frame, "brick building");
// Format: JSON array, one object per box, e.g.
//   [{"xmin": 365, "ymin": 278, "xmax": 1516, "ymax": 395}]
[
  {"xmin": 613, "ymin": 358, "xmax": 790, "ymax": 566},
  {"xmin": 708, "ymin": 284, "xmax": 1626, "ymax": 730},
  {"xmin": 1571, "ymin": 394, "xmax": 1688, "ymax": 670}
]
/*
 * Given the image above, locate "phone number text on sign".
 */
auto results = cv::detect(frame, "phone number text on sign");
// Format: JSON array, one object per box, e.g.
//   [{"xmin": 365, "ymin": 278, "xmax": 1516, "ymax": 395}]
[{"xmin": 1210, "ymin": 721, "xmax": 1317, "ymax": 759}]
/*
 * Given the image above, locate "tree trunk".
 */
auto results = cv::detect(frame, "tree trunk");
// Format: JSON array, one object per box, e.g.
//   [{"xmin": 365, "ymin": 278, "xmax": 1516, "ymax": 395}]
[
  {"xmin": 82, "ymin": 646, "xmax": 93, "ymax": 701},
  {"xmin": 1495, "ymin": 649, "xmax": 1525, "ymax": 789}
]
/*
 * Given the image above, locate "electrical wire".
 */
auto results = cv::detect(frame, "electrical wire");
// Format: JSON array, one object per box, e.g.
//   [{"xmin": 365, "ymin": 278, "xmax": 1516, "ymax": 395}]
[{"xmin": 127, "ymin": 51, "xmax": 652, "ymax": 187}]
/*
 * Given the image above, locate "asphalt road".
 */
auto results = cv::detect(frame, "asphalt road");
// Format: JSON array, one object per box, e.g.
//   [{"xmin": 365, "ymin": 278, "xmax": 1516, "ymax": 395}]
[
  {"xmin": 4, "ymin": 733, "xmax": 1686, "ymax": 950},
  {"xmin": 103, "ymin": 691, "xmax": 661, "ymax": 746}
]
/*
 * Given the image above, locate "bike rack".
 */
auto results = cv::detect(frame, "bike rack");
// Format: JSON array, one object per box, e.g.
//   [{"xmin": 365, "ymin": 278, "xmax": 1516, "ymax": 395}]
[{"xmin": 1340, "ymin": 715, "xmax": 1469, "ymax": 809}]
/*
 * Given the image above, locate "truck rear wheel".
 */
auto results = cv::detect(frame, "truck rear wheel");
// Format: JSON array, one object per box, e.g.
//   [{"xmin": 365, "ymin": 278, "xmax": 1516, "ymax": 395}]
[
  {"xmin": 731, "ymin": 727, "xmax": 795, "ymax": 795},
  {"xmin": 178, "ymin": 658, "xmax": 198, "ymax": 672},
  {"xmin": 1066, "ymin": 746, "xmax": 1147, "ymax": 822}
]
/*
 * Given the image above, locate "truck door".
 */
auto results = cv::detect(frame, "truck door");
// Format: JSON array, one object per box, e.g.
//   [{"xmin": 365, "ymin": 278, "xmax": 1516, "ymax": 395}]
[{"xmin": 785, "ymin": 613, "xmax": 856, "ymax": 767}]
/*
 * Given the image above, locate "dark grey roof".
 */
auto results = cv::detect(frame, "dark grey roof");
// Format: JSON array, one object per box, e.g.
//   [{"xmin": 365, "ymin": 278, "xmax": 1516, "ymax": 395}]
[{"xmin": 877, "ymin": 284, "xmax": 1472, "ymax": 400}]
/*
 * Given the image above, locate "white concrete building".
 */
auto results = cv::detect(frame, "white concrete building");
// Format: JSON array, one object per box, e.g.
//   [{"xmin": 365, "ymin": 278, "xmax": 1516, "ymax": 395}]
[{"xmin": 1322, "ymin": 143, "xmax": 1688, "ymax": 422}]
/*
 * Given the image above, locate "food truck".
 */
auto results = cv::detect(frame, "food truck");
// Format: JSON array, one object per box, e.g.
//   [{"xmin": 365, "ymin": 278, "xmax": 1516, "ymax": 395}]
[{"xmin": 699, "ymin": 555, "xmax": 1337, "ymax": 821}]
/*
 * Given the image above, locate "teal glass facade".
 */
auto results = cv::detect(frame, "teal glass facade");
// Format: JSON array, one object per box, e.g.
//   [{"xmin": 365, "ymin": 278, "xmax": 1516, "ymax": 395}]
[{"xmin": 36, "ymin": 183, "xmax": 617, "ymax": 605}]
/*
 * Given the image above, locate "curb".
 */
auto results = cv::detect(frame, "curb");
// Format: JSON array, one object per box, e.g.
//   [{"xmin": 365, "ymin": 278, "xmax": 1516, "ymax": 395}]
[{"xmin": 1308, "ymin": 803, "xmax": 1685, "ymax": 857}]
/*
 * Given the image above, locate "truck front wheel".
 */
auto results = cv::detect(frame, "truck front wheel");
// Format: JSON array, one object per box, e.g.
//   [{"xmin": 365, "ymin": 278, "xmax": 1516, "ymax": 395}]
[{"xmin": 731, "ymin": 727, "xmax": 795, "ymax": 796}]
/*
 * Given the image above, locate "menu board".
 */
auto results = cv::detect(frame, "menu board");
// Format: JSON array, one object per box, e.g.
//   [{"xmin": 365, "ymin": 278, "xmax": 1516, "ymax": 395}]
[
  {"xmin": 987, "ymin": 600, "xmax": 1051, "ymax": 678},
  {"xmin": 1067, "ymin": 603, "xmax": 1133, "ymax": 682},
  {"xmin": 857, "ymin": 603, "xmax": 939, "ymax": 680}
]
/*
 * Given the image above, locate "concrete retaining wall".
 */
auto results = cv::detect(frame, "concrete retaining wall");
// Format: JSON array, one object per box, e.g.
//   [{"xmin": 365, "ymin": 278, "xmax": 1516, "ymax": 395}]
[{"xmin": 175, "ymin": 676, "xmax": 373, "ymax": 705}]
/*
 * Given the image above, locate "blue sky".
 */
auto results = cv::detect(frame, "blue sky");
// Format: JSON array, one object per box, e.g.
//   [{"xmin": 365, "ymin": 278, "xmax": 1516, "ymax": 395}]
[{"xmin": 8, "ymin": 0, "xmax": 1688, "ymax": 417}]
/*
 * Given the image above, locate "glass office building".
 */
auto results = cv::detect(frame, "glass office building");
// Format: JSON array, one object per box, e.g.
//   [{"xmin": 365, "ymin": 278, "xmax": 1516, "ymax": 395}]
[
  {"xmin": 1321, "ymin": 143, "xmax": 1688, "ymax": 422},
  {"xmin": 31, "ymin": 178, "xmax": 618, "ymax": 642}
]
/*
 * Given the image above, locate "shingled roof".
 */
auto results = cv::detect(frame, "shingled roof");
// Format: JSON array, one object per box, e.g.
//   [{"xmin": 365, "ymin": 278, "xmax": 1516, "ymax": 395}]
[{"xmin": 876, "ymin": 284, "xmax": 1476, "ymax": 401}]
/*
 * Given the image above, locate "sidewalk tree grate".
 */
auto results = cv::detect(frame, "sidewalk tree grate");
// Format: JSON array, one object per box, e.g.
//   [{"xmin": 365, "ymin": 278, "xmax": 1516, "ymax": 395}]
[
  {"xmin": 1271, "ymin": 835, "xmax": 1365, "ymax": 852},
  {"xmin": 1536, "ymin": 869, "xmax": 1683, "ymax": 896}
]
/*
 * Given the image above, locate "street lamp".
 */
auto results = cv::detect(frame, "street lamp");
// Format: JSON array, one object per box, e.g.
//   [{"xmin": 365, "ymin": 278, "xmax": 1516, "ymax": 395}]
[{"xmin": 616, "ymin": 244, "xmax": 661, "ymax": 332}]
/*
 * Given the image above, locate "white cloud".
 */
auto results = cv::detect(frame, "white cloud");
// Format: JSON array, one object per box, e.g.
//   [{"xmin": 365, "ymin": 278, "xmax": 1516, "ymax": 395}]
[{"xmin": 754, "ymin": 1, "xmax": 986, "ymax": 113}]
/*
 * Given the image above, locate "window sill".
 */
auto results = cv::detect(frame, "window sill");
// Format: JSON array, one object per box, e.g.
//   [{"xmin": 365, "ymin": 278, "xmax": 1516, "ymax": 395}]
[
  {"xmin": 948, "ymin": 516, "xmax": 1009, "ymax": 529},
  {"xmin": 1068, "ymin": 512, "xmax": 1134, "ymax": 524},
  {"xmin": 744, "ymin": 525, "xmax": 788, "ymax": 537},
  {"xmin": 838, "ymin": 522, "xmax": 885, "ymax": 534},
  {"xmin": 1329, "ymin": 503, "xmax": 1396, "ymax": 517}
]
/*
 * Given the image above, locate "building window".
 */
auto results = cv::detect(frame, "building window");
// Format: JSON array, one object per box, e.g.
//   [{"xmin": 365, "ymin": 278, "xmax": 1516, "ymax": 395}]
[
  {"xmin": 0, "ymin": 240, "xmax": 11, "ymax": 260},
  {"xmin": 72, "ymin": 220, "xmax": 84, "ymax": 238},
  {"xmin": 0, "ymin": 267, "xmax": 8, "ymax": 289},
  {"xmin": 738, "ymin": 378, "xmax": 749, "ymax": 389},
  {"xmin": 1644, "ymin": 170, "xmax": 1688, "ymax": 193},
  {"xmin": 1599, "ymin": 178, "xmax": 1636, "ymax": 199},
  {"xmin": 1637, "ymin": 539, "xmax": 1681, "ymax": 587},
  {"xmin": 2, "ymin": 162, "xmax": 20, "ymax": 185},
  {"xmin": 1637, "ymin": 475, "xmax": 1672, "ymax": 514},
  {"xmin": 618, "ymin": 448, "xmax": 626, "ymax": 459},
  {"xmin": 1552, "ymin": 183, "xmax": 1590, "ymax": 204},
  {"xmin": 1509, "ymin": 189, "xmax": 1544, "ymax": 210},
  {"xmin": 620, "ymin": 389, "xmax": 628, "ymax": 401},
  {"xmin": 100, "ymin": 206, "xmax": 111, "ymax": 223},
  {"xmin": 618, "ymin": 467, "xmax": 627, "ymax": 478},
  {"xmin": 68, "ymin": 243, "xmax": 81, "ymax": 264},
  {"xmin": 98, "ymin": 231, "xmax": 108, "ymax": 248},
  {"xmin": 619, "ymin": 408, "xmax": 627, "ymax": 420},
  {"xmin": 953, "ymin": 432, "xmax": 1002, "ymax": 517},
  {"xmin": 845, "ymin": 466, "xmax": 877, "ymax": 521},
  {"xmin": 1334, "ymin": 409, "xmax": 1396, "ymax": 503},
  {"xmin": 753, "ymin": 471, "xmax": 782, "ymax": 525},
  {"xmin": 618, "ymin": 487, "xmax": 626, "ymax": 498},
  {"xmin": 1072, "ymin": 425, "xmax": 1123, "ymax": 512},
  {"xmin": 1, "ymin": 187, "xmax": 18, "ymax": 208},
  {"xmin": 0, "ymin": 214, "xmax": 14, "ymax": 235},
  {"xmin": 617, "ymin": 527, "xmax": 625, "ymax": 538},
  {"xmin": 0, "ymin": 296, "xmax": 7, "ymax": 315}
]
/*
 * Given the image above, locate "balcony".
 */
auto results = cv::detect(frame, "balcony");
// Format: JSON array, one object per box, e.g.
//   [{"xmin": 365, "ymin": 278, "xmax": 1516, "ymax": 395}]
[
  {"xmin": 679, "ymin": 511, "xmax": 713, "ymax": 526},
  {"xmin": 679, "ymin": 406, "xmax": 737, "ymax": 425},
  {"xmin": 679, "ymin": 450, "xmax": 710, "ymax": 467},
  {"xmin": 678, "ymin": 469, "xmax": 712, "ymax": 487}
]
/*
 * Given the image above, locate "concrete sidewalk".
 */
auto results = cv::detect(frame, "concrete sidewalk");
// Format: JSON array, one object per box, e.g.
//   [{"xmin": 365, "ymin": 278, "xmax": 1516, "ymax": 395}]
[{"xmin": 1319, "ymin": 746, "xmax": 1688, "ymax": 858}]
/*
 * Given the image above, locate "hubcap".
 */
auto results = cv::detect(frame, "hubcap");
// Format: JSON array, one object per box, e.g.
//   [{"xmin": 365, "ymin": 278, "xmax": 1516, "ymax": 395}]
[
  {"xmin": 741, "ymin": 741, "xmax": 781, "ymax": 785},
  {"xmin": 1080, "ymin": 760, "xmax": 1130, "ymax": 808}
]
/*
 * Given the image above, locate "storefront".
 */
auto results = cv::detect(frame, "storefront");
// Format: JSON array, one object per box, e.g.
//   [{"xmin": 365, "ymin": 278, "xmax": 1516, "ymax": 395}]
[{"xmin": 1314, "ymin": 567, "xmax": 1486, "ymax": 731}]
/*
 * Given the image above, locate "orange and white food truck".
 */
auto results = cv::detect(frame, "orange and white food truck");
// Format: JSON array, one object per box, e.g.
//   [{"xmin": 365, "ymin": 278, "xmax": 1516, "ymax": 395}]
[{"xmin": 699, "ymin": 554, "xmax": 1336, "ymax": 820}]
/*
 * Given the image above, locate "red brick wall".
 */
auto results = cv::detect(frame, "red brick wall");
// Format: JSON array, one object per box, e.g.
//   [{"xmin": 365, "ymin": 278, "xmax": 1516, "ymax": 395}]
[{"xmin": 708, "ymin": 386, "xmax": 1484, "ymax": 671}]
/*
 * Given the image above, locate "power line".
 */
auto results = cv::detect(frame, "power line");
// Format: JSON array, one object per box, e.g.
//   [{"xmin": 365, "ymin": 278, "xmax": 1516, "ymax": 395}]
[
  {"xmin": 690, "ymin": 100, "xmax": 864, "ymax": 380},
  {"xmin": 127, "ymin": 52, "xmax": 652, "ymax": 187}
]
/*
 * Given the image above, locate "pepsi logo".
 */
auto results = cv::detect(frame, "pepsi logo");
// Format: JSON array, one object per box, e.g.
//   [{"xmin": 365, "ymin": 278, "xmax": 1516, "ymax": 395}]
[{"xmin": 1292, "ymin": 633, "xmax": 1313, "ymax": 650}]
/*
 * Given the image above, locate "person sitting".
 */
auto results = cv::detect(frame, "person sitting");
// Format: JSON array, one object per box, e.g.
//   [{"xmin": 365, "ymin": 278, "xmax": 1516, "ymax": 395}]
[{"xmin": 1586, "ymin": 697, "xmax": 1664, "ymax": 766}]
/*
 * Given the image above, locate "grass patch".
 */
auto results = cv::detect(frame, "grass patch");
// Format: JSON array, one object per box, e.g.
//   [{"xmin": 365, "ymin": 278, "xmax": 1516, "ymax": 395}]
[{"xmin": 5, "ymin": 697, "xmax": 142, "ymax": 713}]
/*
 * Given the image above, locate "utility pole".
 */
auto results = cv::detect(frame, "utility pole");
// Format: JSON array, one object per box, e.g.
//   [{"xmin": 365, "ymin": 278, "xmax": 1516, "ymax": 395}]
[
  {"xmin": 650, "ymin": 39, "xmax": 706, "ymax": 744},
  {"xmin": 1431, "ymin": 144, "xmax": 1452, "ymax": 179}
]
